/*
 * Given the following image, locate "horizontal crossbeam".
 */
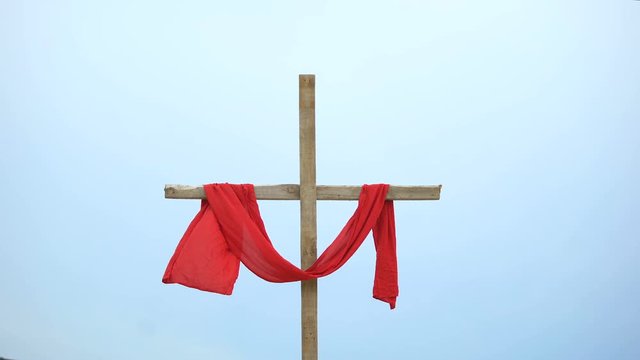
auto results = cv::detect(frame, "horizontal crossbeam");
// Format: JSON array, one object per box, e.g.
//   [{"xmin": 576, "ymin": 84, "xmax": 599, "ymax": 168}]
[{"xmin": 165, "ymin": 184, "xmax": 441, "ymax": 201}]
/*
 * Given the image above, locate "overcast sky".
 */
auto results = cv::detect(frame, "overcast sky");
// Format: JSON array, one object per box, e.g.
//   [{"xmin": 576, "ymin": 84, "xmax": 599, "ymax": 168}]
[{"xmin": 2, "ymin": 1, "xmax": 639, "ymax": 359}]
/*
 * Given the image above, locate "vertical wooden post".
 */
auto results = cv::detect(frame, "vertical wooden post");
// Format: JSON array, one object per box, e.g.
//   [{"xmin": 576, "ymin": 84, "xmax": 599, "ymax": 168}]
[{"xmin": 299, "ymin": 74, "xmax": 318, "ymax": 360}]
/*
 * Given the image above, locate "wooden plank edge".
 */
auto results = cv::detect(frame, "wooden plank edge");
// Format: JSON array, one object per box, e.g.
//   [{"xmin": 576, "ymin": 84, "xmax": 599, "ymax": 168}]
[{"xmin": 165, "ymin": 184, "xmax": 442, "ymax": 200}]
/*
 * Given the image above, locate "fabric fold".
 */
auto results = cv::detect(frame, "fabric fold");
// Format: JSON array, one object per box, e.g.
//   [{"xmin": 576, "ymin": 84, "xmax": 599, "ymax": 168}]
[{"xmin": 163, "ymin": 183, "xmax": 399, "ymax": 309}]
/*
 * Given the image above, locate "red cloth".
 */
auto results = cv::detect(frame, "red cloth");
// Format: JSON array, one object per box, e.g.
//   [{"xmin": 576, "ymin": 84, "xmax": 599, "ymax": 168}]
[{"xmin": 163, "ymin": 183, "xmax": 399, "ymax": 309}]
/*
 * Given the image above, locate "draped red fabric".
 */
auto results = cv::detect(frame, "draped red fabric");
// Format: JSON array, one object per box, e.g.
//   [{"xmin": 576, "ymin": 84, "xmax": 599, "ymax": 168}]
[{"xmin": 163, "ymin": 183, "xmax": 399, "ymax": 309}]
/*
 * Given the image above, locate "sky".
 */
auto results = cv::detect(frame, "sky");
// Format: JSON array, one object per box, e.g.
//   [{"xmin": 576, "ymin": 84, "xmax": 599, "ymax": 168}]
[{"xmin": 1, "ymin": 1, "xmax": 639, "ymax": 359}]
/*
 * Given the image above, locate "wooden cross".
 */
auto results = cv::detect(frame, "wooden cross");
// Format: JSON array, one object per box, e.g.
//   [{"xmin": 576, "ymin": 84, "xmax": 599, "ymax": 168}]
[{"xmin": 164, "ymin": 74, "xmax": 442, "ymax": 360}]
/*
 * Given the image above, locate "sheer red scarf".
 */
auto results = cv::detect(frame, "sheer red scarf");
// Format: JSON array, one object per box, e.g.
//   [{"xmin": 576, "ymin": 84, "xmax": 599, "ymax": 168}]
[{"xmin": 163, "ymin": 183, "xmax": 399, "ymax": 309}]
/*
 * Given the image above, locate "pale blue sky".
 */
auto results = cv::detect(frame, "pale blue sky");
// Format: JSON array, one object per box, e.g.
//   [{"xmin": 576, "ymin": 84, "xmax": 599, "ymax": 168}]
[{"xmin": 1, "ymin": 1, "xmax": 639, "ymax": 359}]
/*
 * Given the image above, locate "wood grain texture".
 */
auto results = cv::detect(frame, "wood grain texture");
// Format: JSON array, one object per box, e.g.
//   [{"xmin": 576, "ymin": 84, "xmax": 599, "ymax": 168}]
[
  {"xmin": 299, "ymin": 74, "xmax": 318, "ymax": 360},
  {"xmin": 164, "ymin": 184, "xmax": 442, "ymax": 200}
]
